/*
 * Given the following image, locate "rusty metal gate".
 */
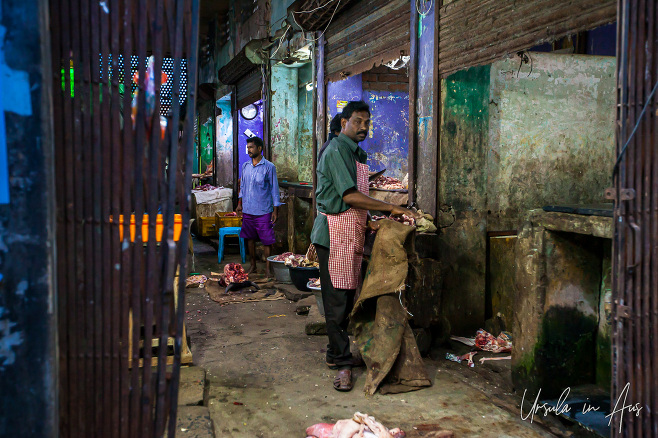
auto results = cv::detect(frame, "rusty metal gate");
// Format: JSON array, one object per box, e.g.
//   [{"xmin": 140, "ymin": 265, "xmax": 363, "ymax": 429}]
[
  {"xmin": 612, "ymin": 0, "xmax": 658, "ymax": 436},
  {"xmin": 49, "ymin": 0, "xmax": 199, "ymax": 435}
]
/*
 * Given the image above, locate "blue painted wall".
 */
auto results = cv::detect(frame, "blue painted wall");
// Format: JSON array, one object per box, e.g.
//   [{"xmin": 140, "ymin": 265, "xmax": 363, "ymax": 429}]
[
  {"xmin": 216, "ymin": 99, "xmax": 233, "ymax": 187},
  {"xmin": 326, "ymin": 74, "xmax": 363, "ymax": 124},
  {"xmin": 237, "ymin": 100, "xmax": 264, "ymax": 177},
  {"xmin": 416, "ymin": 5, "xmax": 436, "ymax": 213},
  {"xmin": 361, "ymin": 91, "xmax": 409, "ymax": 181},
  {"xmin": 326, "ymin": 74, "xmax": 409, "ymax": 181}
]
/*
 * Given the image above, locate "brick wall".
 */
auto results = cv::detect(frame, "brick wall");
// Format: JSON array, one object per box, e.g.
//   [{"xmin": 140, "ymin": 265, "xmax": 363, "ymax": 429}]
[{"xmin": 361, "ymin": 65, "xmax": 409, "ymax": 92}]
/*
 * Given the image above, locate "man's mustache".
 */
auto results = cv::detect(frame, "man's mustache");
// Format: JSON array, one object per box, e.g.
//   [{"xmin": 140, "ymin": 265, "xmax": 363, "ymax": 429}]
[{"xmin": 357, "ymin": 130, "xmax": 368, "ymax": 136}]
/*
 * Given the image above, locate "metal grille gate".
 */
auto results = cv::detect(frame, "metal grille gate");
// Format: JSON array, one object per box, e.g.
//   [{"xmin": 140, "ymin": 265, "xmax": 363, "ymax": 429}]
[
  {"xmin": 612, "ymin": 0, "xmax": 658, "ymax": 436},
  {"xmin": 49, "ymin": 0, "xmax": 199, "ymax": 435}
]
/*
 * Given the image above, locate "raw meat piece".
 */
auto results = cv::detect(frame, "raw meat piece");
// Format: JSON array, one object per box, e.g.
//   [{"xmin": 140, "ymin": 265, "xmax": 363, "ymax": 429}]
[
  {"xmin": 306, "ymin": 413, "xmax": 405, "ymax": 438},
  {"xmin": 223, "ymin": 263, "xmax": 248, "ymax": 284},
  {"xmin": 185, "ymin": 274, "xmax": 207, "ymax": 288},
  {"xmin": 353, "ymin": 412, "xmax": 394, "ymax": 438},
  {"xmin": 332, "ymin": 419, "xmax": 363, "ymax": 438},
  {"xmin": 372, "ymin": 214, "xmax": 416, "ymax": 227},
  {"xmin": 474, "ymin": 329, "xmax": 512, "ymax": 353},
  {"xmin": 282, "ymin": 253, "xmax": 319, "ymax": 268},
  {"xmin": 194, "ymin": 184, "xmax": 216, "ymax": 191},
  {"xmin": 306, "ymin": 423, "xmax": 334, "ymax": 438},
  {"xmin": 272, "ymin": 252, "xmax": 295, "ymax": 262},
  {"xmin": 369, "ymin": 176, "xmax": 404, "ymax": 190}
]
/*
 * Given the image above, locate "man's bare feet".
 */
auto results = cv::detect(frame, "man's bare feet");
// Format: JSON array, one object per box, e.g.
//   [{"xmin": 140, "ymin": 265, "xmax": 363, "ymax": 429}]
[
  {"xmin": 265, "ymin": 271, "xmax": 273, "ymax": 279},
  {"xmin": 248, "ymin": 265, "xmax": 258, "ymax": 274}
]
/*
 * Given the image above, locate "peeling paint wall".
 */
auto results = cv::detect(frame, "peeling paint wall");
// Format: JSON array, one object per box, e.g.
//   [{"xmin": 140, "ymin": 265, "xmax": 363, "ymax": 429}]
[
  {"xmin": 438, "ymin": 66, "xmax": 490, "ymax": 335},
  {"xmin": 416, "ymin": 6, "xmax": 436, "ymax": 213},
  {"xmin": 437, "ymin": 53, "xmax": 616, "ymax": 335},
  {"xmin": 198, "ymin": 99, "xmax": 214, "ymax": 172},
  {"xmin": 326, "ymin": 73, "xmax": 410, "ymax": 181},
  {"xmin": 362, "ymin": 91, "xmax": 409, "ymax": 181},
  {"xmin": 216, "ymin": 99, "xmax": 233, "ymax": 188},
  {"xmin": 0, "ymin": 0, "xmax": 58, "ymax": 433},
  {"xmin": 297, "ymin": 64, "xmax": 314, "ymax": 182},
  {"xmin": 270, "ymin": 0, "xmax": 297, "ymax": 36},
  {"xmin": 327, "ymin": 74, "xmax": 363, "ymax": 122},
  {"xmin": 488, "ymin": 53, "xmax": 616, "ymax": 228},
  {"xmin": 271, "ymin": 64, "xmax": 299, "ymax": 181},
  {"xmin": 238, "ymin": 100, "xmax": 264, "ymax": 178}
]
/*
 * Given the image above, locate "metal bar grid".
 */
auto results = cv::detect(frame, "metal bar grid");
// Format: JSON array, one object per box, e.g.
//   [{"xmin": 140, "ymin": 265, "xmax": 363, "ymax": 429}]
[
  {"xmin": 613, "ymin": 0, "xmax": 658, "ymax": 436},
  {"xmin": 51, "ymin": 0, "xmax": 199, "ymax": 435}
]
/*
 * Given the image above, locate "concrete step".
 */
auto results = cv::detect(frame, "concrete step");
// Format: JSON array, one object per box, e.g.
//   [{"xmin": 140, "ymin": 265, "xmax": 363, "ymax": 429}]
[
  {"xmin": 276, "ymin": 283, "xmax": 312, "ymax": 302},
  {"xmin": 178, "ymin": 366, "xmax": 206, "ymax": 406}
]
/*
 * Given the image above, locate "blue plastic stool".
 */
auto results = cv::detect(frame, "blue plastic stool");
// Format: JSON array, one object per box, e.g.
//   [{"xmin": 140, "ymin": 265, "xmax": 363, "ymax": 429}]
[{"xmin": 218, "ymin": 226, "xmax": 246, "ymax": 263}]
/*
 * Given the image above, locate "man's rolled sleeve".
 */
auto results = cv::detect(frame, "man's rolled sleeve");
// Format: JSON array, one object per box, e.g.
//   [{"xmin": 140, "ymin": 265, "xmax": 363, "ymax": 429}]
[
  {"xmin": 270, "ymin": 166, "xmax": 282, "ymax": 207},
  {"xmin": 324, "ymin": 149, "xmax": 356, "ymax": 197}
]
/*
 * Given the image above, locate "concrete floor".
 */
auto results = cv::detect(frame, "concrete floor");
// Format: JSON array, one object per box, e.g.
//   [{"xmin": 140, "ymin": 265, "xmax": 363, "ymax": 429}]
[{"xmin": 183, "ymin": 240, "xmax": 567, "ymax": 438}]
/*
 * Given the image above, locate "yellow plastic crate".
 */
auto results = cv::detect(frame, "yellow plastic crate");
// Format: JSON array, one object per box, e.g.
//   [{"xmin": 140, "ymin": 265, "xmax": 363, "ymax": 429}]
[
  {"xmin": 215, "ymin": 212, "xmax": 242, "ymax": 229},
  {"xmin": 197, "ymin": 216, "xmax": 217, "ymax": 237}
]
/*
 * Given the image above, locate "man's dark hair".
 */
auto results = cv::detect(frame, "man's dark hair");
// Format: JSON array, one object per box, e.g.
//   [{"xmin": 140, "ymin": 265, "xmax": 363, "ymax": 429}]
[
  {"xmin": 247, "ymin": 136, "xmax": 264, "ymax": 149},
  {"xmin": 329, "ymin": 114, "xmax": 342, "ymax": 134},
  {"xmin": 341, "ymin": 101, "xmax": 370, "ymax": 121}
]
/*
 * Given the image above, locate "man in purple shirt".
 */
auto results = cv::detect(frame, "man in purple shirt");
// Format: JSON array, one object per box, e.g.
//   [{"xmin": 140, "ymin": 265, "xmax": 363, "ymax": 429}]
[{"xmin": 236, "ymin": 136, "xmax": 282, "ymax": 277}]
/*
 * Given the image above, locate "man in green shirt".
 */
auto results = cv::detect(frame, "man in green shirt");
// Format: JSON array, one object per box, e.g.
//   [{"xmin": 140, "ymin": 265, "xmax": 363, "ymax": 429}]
[{"xmin": 311, "ymin": 101, "xmax": 418, "ymax": 392}]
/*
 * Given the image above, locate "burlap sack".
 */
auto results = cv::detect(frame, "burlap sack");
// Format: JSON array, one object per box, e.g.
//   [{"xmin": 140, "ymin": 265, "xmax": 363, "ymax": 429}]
[{"xmin": 350, "ymin": 219, "xmax": 431, "ymax": 395}]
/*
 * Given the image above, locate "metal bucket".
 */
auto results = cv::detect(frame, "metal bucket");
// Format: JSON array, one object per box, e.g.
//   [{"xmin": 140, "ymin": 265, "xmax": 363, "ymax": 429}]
[{"xmin": 267, "ymin": 256, "xmax": 292, "ymax": 284}]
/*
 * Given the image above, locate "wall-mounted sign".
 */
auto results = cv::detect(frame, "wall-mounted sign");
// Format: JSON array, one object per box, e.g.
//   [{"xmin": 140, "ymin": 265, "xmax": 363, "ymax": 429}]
[{"xmin": 337, "ymin": 100, "xmax": 347, "ymax": 112}]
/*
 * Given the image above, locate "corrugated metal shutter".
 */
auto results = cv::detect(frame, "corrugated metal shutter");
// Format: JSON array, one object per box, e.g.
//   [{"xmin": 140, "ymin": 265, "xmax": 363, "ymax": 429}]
[
  {"xmin": 237, "ymin": 68, "xmax": 262, "ymax": 109},
  {"xmin": 294, "ymin": 0, "xmax": 358, "ymax": 31},
  {"xmin": 438, "ymin": 0, "xmax": 617, "ymax": 78},
  {"xmin": 324, "ymin": 0, "xmax": 410, "ymax": 83}
]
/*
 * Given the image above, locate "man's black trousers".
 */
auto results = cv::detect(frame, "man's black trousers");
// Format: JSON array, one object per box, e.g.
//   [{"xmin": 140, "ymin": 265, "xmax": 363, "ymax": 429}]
[{"xmin": 315, "ymin": 244, "xmax": 355, "ymax": 368}]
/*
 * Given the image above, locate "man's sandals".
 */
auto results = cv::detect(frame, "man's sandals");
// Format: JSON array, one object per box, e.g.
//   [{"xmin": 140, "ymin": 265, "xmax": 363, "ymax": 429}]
[{"xmin": 333, "ymin": 368, "xmax": 353, "ymax": 392}]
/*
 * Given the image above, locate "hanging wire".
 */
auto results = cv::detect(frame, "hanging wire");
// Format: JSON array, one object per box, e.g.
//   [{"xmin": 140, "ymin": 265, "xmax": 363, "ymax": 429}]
[
  {"xmin": 269, "ymin": 25, "xmax": 291, "ymax": 60},
  {"xmin": 291, "ymin": 0, "xmax": 342, "ymax": 43},
  {"xmin": 416, "ymin": 0, "xmax": 433, "ymax": 17},
  {"xmin": 292, "ymin": 0, "xmax": 340, "ymax": 15},
  {"xmin": 612, "ymin": 79, "xmax": 658, "ymax": 178}
]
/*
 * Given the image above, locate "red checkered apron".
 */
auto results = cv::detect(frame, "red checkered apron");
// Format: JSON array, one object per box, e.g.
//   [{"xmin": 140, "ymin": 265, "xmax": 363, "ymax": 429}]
[{"xmin": 323, "ymin": 161, "xmax": 369, "ymax": 290}]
